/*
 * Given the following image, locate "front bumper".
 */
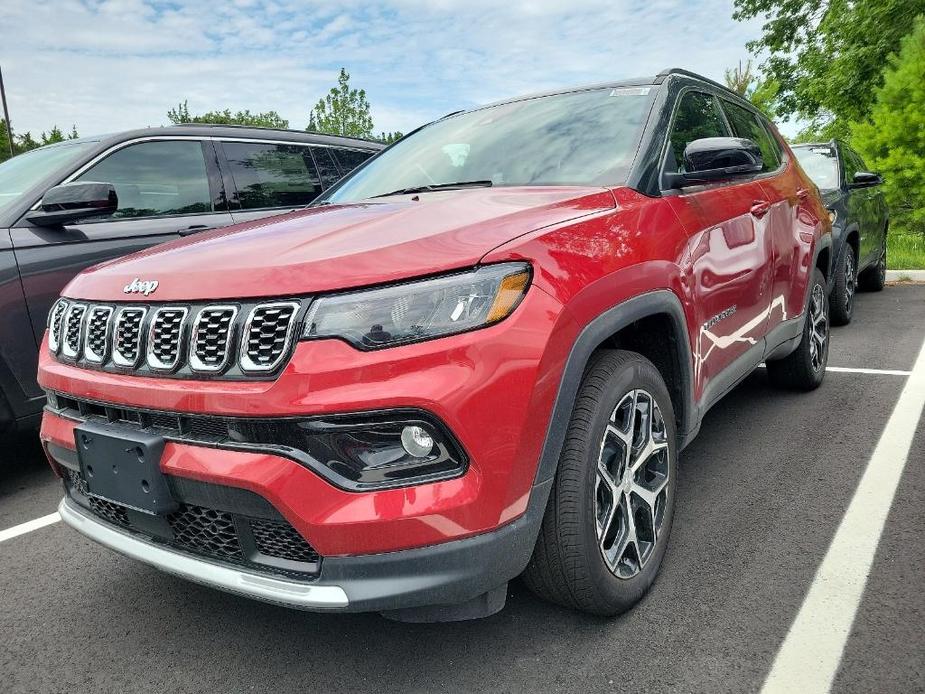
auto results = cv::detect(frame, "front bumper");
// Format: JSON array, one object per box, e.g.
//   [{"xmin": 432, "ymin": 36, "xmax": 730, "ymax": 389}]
[{"xmin": 59, "ymin": 475, "xmax": 550, "ymax": 613}]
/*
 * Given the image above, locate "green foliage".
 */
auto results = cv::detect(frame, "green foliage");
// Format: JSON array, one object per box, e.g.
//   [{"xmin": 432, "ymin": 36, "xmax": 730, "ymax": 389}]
[
  {"xmin": 724, "ymin": 59, "xmax": 779, "ymax": 118},
  {"xmin": 0, "ymin": 121, "xmax": 79, "ymax": 163},
  {"xmin": 377, "ymin": 131, "xmax": 403, "ymax": 145},
  {"xmin": 307, "ymin": 68, "xmax": 374, "ymax": 138},
  {"xmin": 166, "ymin": 100, "xmax": 289, "ymax": 129},
  {"xmin": 734, "ymin": 0, "xmax": 925, "ymax": 128},
  {"xmin": 852, "ymin": 17, "xmax": 925, "ymax": 238}
]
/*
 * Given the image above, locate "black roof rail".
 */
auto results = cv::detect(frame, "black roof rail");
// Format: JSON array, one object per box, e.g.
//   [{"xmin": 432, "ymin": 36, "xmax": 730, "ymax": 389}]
[{"xmin": 654, "ymin": 68, "xmax": 738, "ymax": 97}]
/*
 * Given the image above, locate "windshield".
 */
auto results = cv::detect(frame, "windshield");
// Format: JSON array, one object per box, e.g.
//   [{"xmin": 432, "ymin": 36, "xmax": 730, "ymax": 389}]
[
  {"xmin": 325, "ymin": 86, "xmax": 655, "ymax": 203},
  {"xmin": 0, "ymin": 142, "xmax": 94, "ymax": 215},
  {"xmin": 793, "ymin": 146, "xmax": 840, "ymax": 190}
]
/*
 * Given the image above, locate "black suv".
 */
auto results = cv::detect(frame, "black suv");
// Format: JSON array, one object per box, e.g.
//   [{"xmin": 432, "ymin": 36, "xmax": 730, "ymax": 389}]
[
  {"xmin": 0, "ymin": 125, "xmax": 382, "ymax": 433},
  {"xmin": 792, "ymin": 141, "xmax": 888, "ymax": 325}
]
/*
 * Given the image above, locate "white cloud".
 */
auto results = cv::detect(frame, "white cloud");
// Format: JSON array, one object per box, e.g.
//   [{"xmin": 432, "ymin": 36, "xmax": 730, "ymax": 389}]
[{"xmin": 0, "ymin": 0, "xmax": 772, "ymax": 138}]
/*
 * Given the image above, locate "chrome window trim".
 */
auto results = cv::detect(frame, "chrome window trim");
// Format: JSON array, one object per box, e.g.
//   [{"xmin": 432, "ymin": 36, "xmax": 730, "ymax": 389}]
[
  {"xmin": 60, "ymin": 303, "xmax": 88, "ymax": 359},
  {"xmin": 146, "ymin": 306, "xmax": 189, "ymax": 371},
  {"xmin": 111, "ymin": 306, "xmax": 149, "ymax": 367},
  {"xmin": 189, "ymin": 305, "xmax": 239, "ymax": 373},
  {"xmin": 83, "ymin": 305, "xmax": 114, "ymax": 364},
  {"xmin": 239, "ymin": 301, "xmax": 301, "ymax": 373}
]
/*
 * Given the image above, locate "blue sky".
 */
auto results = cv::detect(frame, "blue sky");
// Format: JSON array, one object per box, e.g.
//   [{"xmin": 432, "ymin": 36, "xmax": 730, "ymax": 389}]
[{"xmin": 1, "ymin": 0, "xmax": 783, "ymax": 139}]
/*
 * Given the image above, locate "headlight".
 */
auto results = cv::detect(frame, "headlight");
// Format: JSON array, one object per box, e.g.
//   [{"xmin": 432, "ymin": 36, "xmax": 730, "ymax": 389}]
[
  {"xmin": 302, "ymin": 262, "xmax": 531, "ymax": 349},
  {"xmin": 828, "ymin": 209, "xmax": 837, "ymax": 225}
]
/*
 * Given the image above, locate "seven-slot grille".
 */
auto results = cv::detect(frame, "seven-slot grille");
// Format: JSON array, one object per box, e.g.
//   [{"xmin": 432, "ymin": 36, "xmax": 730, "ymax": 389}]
[
  {"xmin": 240, "ymin": 302, "xmax": 300, "ymax": 372},
  {"xmin": 47, "ymin": 299, "xmax": 303, "ymax": 379},
  {"xmin": 147, "ymin": 307, "xmax": 188, "ymax": 370}
]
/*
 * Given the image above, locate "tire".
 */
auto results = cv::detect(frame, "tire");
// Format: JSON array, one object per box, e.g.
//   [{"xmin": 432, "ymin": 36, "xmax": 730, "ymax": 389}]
[
  {"xmin": 858, "ymin": 244, "xmax": 886, "ymax": 292},
  {"xmin": 829, "ymin": 244, "xmax": 857, "ymax": 326},
  {"xmin": 523, "ymin": 349, "xmax": 677, "ymax": 616},
  {"xmin": 766, "ymin": 268, "xmax": 829, "ymax": 390}
]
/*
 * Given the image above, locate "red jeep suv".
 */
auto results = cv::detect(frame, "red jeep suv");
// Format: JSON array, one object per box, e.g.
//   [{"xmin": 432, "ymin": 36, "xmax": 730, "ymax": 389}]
[{"xmin": 38, "ymin": 69, "xmax": 831, "ymax": 621}]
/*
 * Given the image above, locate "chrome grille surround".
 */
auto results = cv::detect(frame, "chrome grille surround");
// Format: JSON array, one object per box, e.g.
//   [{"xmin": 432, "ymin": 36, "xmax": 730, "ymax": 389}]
[
  {"xmin": 60, "ymin": 303, "xmax": 87, "ymax": 359},
  {"xmin": 240, "ymin": 301, "xmax": 301, "ymax": 373},
  {"xmin": 146, "ymin": 307, "xmax": 189, "ymax": 371},
  {"xmin": 83, "ymin": 305, "xmax": 114, "ymax": 363},
  {"xmin": 189, "ymin": 305, "xmax": 238, "ymax": 373},
  {"xmin": 112, "ymin": 307, "xmax": 148, "ymax": 367},
  {"xmin": 47, "ymin": 299, "xmax": 69, "ymax": 353}
]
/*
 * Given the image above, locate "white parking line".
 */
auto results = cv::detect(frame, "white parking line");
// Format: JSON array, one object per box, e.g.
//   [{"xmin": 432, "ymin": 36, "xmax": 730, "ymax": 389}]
[
  {"xmin": 758, "ymin": 364, "xmax": 912, "ymax": 376},
  {"xmin": 0, "ymin": 512, "xmax": 61, "ymax": 543},
  {"xmin": 760, "ymin": 336, "xmax": 925, "ymax": 694}
]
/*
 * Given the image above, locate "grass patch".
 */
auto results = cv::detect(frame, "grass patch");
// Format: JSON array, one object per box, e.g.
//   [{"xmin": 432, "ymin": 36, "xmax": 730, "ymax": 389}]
[{"xmin": 887, "ymin": 233, "xmax": 925, "ymax": 270}]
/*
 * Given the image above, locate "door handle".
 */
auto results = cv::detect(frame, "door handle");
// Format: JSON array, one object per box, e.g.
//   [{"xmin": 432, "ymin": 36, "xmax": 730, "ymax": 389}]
[
  {"xmin": 178, "ymin": 224, "xmax": 210, "ymax": 236},
  {"xmin": 750, "ymin": 200, "xmax": 771, "ymax": 218}
]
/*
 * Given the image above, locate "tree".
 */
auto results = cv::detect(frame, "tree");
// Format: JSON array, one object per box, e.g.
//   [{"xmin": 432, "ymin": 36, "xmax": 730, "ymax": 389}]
[
  {"xmin": 307, "ymin": 68, "xmax": 374, "ymax": 138},
  {"xmin": 0, "ymin": 121, "xmax": 75, "ymax": 163},
  {"xmin": 41, "ymin": 126, "xmax": 65, "ymax": 145},
  {"xmin": 733, "ymin": 0, "xmax": 925, "ymax": 130},
  {"xmin": 723, "ymin": 59, "xmax": 779, "ymax": 118},
  {"xmin": 166, "ymin": 100, "xmax": 289, "ymax": 128},
  {"xmin": 852, "ymin": 17, "xmax": 925, "ymax": 237},
  {"xmin": 377, "ymin": 131, "xmax": 403, "ymax": 145}
]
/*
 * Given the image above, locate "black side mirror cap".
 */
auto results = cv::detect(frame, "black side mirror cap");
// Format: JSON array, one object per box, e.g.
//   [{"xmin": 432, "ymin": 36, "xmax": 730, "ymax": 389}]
[
  {"xmin": 25, "ymin": 182, "xmax": 118, "ymax": 227},
  {"xmin": 665, "ymin": 137, "xmax": 764, "ymax": 188},
  {"xmin": 849, "ymin": 171, "xmax": 883, "ymax": 188}
]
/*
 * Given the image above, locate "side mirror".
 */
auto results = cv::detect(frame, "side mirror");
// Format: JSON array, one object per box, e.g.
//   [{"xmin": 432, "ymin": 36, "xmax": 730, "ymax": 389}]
[
  {"xmin": 666, "ymin": 137, "xmax": 764, "ymax": 188},
  {"xmin": 850, "ymin": 171, "xmax": 883, "ymax": 188},
  {"xmin": 25, "ymin": 182, "xmax": 118, "ymax": 227}
]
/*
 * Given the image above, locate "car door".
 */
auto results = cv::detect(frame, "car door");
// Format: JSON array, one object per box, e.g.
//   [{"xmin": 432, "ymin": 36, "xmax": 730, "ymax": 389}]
[
  {"xmin": 10, "ymin": 137, "xmax": 231, "ymax": 397},
  {"xmin": 659, "ymin": 89, "xmax": 774, "ymax": 402},
  {"xmin": 218, "ymin": 141, "xmax": 328, "ymax": 224},
  {"xmin": 719, "ymin": 100, "xmax": 804, "ymax": 327},
  {"xmin": 844, "ymin": 145, "xmax": 884, "ymax": 268}
]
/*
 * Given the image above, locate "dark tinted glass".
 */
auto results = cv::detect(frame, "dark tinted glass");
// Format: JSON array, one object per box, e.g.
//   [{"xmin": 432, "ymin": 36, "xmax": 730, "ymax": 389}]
[
  {"xmin": 668, "ymin": 92, "xmax": 729, "ymax": 172},
  {"xmin": 842, "ymin": 146, "xmax": 866, "ymax": 184},
  {"xmin": 332, "ymin": 148, "xmax": 374, "ymax": 174},
  {"xmin": 721, "ymin": 100, "xmax": 781, "ymax": 171},
  {"xmin": 311, "ymin": 147, "xmax": 343, "ymax": 187},
  {"xmin": 222, "ymin": 143, "xmax": 322, "ymax": 209},
  {"xmin": 76, "ymin": 140, "xmax": 211, "ymax": 218}
]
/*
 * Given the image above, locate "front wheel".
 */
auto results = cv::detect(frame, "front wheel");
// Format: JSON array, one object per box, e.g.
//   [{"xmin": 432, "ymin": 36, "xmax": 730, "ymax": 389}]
[
  {"xmin": 766, "ymin": 268, "xmax": 829, "ymax": 390},
  {"xmin": 523, "ymin": 350, "xmax": 677, "ymax": 616}
]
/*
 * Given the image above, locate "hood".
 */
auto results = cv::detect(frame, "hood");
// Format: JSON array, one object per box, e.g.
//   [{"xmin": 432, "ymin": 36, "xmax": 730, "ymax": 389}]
[
  {"xmin": 64, "ymin": 186, "xmax": 615, "ymax": 302},
  {"xmin": 819, "ymin": 188, "xmax": 844, "ymax": 208}
]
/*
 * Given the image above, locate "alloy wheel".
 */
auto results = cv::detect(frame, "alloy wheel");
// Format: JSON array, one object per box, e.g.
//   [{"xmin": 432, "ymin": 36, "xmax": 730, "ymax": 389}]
[
  {"xmin": 844, "ymin": 249, "xmax": 856, "ymax": 314},
  {"xmin": 808, "ymin": 283, "xmax": 828, "ymax": 371},
  {"xmin": 595, "ymin": 389, "xmax": 670, "ymax": 579}
]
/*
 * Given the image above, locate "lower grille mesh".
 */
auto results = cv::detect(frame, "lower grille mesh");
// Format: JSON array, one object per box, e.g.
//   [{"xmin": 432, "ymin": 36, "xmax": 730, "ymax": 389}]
[{"xmin": 65, "ymin": 469, "xmax": 320, "ymax": 576}]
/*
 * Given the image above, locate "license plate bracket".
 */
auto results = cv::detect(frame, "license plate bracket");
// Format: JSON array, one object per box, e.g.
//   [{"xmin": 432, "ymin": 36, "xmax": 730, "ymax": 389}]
[{"xmin": 74, "ymin": 421, "xmax": 178, "ymax": 516}]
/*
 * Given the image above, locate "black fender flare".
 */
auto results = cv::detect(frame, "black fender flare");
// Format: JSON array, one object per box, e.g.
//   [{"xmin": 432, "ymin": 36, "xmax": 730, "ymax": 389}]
[{"xmin": 532, "ymin": 289, "xmax": 696, "ymax": 488}]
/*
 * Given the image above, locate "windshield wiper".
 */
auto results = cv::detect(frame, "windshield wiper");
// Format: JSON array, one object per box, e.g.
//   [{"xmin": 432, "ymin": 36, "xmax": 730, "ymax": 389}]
[{"xmin": 370, "ymin": 180, "xmax": 493, "ymax": 198}]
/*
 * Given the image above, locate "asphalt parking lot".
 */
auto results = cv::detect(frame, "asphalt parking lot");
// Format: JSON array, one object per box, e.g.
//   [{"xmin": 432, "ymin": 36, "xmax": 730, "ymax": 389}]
[{"xmin": 1, "ymin": 285, "xmax": 923, "ymax": 694}]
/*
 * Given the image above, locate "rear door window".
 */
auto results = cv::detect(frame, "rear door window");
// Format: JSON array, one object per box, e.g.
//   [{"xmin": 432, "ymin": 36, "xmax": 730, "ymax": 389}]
[
  {"xmin": 332, "ymin": 148, "xmax": 374, "ymax": 175},
  {"xmin": 666, "ymin": 91, "xmax": 730, "ymax": 173},
  {"xmin": 222, "ymin": 142, "xmax": 323, "ymax": 209},
  {"xmin": 720, "ymin": 100, "xmax": 781, "ymax": 171},
  {"xmin": 75, "ymin": 140, "xmax": 212, "ymax": 218}
]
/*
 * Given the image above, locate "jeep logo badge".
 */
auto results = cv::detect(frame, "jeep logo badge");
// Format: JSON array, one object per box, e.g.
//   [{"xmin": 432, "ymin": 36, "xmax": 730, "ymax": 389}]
[{"xmin": 123, "ymin": 278, "xmax": 159, "ymax": 296}]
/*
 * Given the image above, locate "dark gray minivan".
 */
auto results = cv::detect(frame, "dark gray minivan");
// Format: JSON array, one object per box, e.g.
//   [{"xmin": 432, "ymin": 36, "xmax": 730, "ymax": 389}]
[{"xmin": 0, "ymin": 125, "xmax": 382, "ymax": 432}]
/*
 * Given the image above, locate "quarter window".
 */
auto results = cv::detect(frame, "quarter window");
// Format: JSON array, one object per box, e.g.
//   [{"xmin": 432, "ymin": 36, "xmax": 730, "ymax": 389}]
[
  {"xmin": 75, "ymin": 140, "xmax": 212, "ymax": 219},
  {"xmin": 311, "ymin": 147, "xmax": 343, "ymax": 188},
  {"xmin": 667, "ymin": 92, "xmax": 730, "ymax": 173},
  {"xmin": 222, "ymin": 143, "xmax": 322, "ymax": 210},
  {"xmin": 332, "ymin": 148, "xmax": 374, "ymax": 174},
  {"xmin": 721, "ymin": 100, "xmax": 781, "ymax": 171}
]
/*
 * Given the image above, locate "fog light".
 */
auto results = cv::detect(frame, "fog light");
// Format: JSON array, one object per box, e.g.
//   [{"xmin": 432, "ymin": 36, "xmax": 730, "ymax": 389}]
[{"xmin": 401, "ymin": 425, "xmax": 434, "ymax": 458}]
